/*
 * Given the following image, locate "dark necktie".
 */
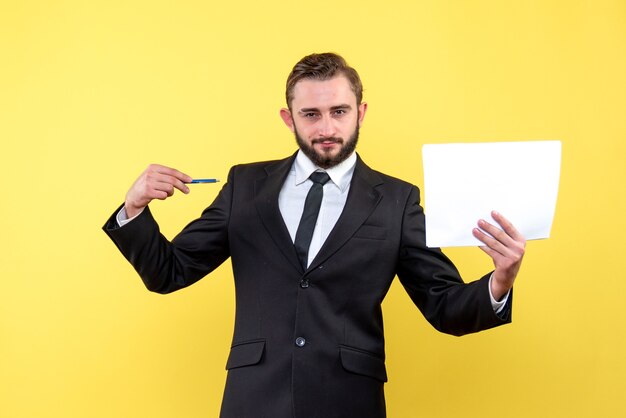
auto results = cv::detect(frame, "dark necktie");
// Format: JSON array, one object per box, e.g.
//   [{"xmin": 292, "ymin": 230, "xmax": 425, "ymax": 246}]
[{"xmin": 294, "ymin": 171, "xmax": 331, "ymax": 270}]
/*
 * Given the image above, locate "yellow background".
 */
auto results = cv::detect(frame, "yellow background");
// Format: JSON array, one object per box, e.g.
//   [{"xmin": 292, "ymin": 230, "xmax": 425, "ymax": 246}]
[{"xmin": 1, "ymin": 1, "xmax": 625, "ymax": 417}]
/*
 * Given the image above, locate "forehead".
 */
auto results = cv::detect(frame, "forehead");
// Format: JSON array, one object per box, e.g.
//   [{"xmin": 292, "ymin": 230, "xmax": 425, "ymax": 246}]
[{"xmin": 291, "ymin": 76, "xmax": 356, "ymax": 110}]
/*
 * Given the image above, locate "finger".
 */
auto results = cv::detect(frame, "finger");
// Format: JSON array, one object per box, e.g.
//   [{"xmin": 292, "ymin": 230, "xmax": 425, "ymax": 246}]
[
  {"xmin": 491, "ymin": 211, "xmax": 526, "ymax": 244},
  {"xmin": 156, "ymin": 167, "xmax": 192, "ymax": 194},
  {"xmin": 473, "ymin": 226, "xmax": 509, "ymax": 259},
  {"xmin": 475, "ymin": 230, "xmax": 524, "ymax": 277},
  {"xmin": 476, "ymin": 243, "xmax": 497, "ymax": 259},
  {"xmin": 157, "ymin": 177, "xmax": 190, "ymax": 195},
  {"xmin": 155, "ymin": 181, "xmax": 176, "ymax": 197},
  {"xmin": 476, "ymin": 247, "xmax": 510, "ymax": 276},
  {"xmin": 474, "ymin": 223, "xmax": 525, "ymax": 275},
  {"xmin": 150, "ymin": 164, "xmax": 193, "ymax": 184},
  {"xmin": 150, "ymin": 189, "xmax": 170, "ymax": 201},
  {"xmin": 476, "ymin": 219, "xmax": 514, "ymax": 249},
  {"xmin": 147, "ymin": 172, "xmax": 190, "ymax": 195}
]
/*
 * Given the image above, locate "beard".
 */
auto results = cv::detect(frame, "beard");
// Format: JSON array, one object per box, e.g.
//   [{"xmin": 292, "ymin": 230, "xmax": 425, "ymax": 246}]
[{"xmin": 294, "ymin": 123, "xmax": 360, "ymax": 169}]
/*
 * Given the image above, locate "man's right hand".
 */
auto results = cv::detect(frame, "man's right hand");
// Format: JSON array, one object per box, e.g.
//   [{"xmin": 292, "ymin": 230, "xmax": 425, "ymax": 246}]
[{"xmin": 124, "ymin": 164, "xmax": 193, "ymax": 218}]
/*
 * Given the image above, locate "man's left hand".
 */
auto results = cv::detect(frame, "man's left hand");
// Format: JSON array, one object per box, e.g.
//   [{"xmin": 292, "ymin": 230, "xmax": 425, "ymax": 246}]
[{"xmin": 472, "ymin": 211, "xmax": 526, "ymax": 301}]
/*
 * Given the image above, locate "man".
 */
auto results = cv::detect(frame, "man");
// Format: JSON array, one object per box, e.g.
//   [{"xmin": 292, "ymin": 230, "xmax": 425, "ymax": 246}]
[{"xmin": 103, "ymin": 53, "xmax": 525, "ymax": 418}]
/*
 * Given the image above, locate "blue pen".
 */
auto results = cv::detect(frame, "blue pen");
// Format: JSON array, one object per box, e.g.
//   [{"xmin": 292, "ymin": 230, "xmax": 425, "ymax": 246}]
[{"xmin": 188, "ymin": 178, "xmax": 220, "ymax": 184}]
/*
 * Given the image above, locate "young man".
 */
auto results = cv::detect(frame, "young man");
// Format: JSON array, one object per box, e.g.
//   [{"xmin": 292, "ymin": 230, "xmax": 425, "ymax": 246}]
[{"xmin": 104, "ymin": 53, "xmax": 525, "ymax": 418}]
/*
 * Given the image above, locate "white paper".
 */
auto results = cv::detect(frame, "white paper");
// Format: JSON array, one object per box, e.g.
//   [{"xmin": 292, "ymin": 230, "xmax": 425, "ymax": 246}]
[{"xmin": 422, "ymin": 140, "xmax": 561, "ymax": 247}]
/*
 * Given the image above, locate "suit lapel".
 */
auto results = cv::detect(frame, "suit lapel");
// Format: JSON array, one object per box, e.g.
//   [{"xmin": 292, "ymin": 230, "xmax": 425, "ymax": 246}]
[
  {"xmin": 307, "ymin": 156, "xmax": 383, "ymax": 272},
  {"xmin": 254, "ymin": 153, "xmax": 304, "ymax": 274}
]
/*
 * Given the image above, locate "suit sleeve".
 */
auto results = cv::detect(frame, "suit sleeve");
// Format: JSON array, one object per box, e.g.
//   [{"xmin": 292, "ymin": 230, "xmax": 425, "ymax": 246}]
[
  {"xmin": 396, "ymin": 186, "xmax": 512, "ymax": 336},
  {"xmin": 102, "ymin": 167, "xmax": 235, "ymax": 294}
]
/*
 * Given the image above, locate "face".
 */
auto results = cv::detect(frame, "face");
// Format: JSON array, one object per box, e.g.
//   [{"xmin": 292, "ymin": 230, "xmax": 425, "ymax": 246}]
[{"xmin": 280, "ymin": 76, "xmax": 367, "ymax": 169}]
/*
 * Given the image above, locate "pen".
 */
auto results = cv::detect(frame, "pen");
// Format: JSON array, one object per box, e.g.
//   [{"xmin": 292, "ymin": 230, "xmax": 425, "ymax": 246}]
[{"xmin": 188, "ymin": 179, "xmax": 220, "ymax": 184}]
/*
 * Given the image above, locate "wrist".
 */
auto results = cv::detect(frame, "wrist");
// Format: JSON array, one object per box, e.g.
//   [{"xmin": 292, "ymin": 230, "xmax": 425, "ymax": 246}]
[
  {"xmin": 124, "ymin": 202, "xmax": 143, "ymax": 219},
  {"xmin": 490, "ymin": 275, "xmax": 511, "ymax": 302}
]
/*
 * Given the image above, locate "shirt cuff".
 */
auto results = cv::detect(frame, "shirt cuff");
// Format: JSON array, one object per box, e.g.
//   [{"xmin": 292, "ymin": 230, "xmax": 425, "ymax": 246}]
[
  {"xmin": 116, "ymin": 206, "xmax": 144, "ymax": 227},
  {"xmin": 488, "ymin": 273, "xmax": 510, "ymax": 314}
]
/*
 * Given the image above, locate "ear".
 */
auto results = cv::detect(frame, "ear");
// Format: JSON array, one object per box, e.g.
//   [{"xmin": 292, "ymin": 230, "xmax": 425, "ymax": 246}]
[
  {"xmin": 280, "ymin": 108, "xmax": 295, "ymax": 133},
  {"xmin": 357, "ymin": 102, "xmax": 368, "ymax": 127}
]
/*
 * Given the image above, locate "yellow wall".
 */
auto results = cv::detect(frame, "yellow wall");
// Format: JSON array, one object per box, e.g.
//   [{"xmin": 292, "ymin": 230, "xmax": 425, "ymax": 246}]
[{"xmin": 1, "ymin": 1, "xmax": 625, "ymax": 417}]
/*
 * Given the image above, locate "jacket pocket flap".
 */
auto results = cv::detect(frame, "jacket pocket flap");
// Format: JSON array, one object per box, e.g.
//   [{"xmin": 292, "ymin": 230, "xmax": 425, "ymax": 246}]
[
  {"xmin": 226, "ymin": 340, "xmax": 266, "ymax": 370},
  {"xmin": 340, "ymin": 346, "xmax": 388, "ymax": 382}
]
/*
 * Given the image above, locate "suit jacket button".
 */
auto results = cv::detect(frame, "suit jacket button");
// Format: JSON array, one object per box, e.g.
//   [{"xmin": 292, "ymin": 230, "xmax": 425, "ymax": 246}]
[
  {"xmin": 300, "ymin": 279, "xmax": 309, "ymax": 288},
  {"xmin": 295, "ymin": 337, "xmax": 306, "ymax": 347}
]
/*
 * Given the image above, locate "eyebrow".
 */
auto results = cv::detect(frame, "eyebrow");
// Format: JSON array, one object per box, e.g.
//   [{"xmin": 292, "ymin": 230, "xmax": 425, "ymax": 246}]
[{"xmin": 298, "ymin": 104, "xmax": 353, "ymax": 113}]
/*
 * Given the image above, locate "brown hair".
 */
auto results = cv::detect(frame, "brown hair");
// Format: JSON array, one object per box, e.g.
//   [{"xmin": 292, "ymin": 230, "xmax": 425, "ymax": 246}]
[{"xmin": 285, "ymin": 52, "xmax": 363, "ymax": 108}]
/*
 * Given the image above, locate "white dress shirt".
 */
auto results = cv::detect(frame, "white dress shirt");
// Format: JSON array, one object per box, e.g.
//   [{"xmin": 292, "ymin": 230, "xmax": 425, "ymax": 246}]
[{"xmin": 278, "ymin": 150, "xmax": 356, "ymax": 268}]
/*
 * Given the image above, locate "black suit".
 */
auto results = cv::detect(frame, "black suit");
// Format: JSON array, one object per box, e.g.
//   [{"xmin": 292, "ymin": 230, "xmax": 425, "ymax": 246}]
[{"xmin": 103, "ymin": 153, "xmax": 511, "ymax": 418}]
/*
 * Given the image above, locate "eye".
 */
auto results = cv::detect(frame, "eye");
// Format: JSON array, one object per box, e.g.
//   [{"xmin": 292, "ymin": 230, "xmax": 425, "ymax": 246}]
[
  {"xmin": 333, "ymin": 109, "xmax": 347, "ymax": 116},
  {"xmin": 303, "ymin": 112, "xmax": 318, "ymax": 118}
]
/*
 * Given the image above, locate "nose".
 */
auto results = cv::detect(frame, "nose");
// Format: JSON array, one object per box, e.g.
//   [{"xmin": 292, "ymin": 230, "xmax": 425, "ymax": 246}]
[{"xmin": 317, "ymin": 115, "xmax": 336, "ymax": 138}]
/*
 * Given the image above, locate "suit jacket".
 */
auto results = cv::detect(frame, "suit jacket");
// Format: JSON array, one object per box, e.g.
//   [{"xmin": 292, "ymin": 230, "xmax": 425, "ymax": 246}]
[{"xmin": 103, "ymin": 153, "xmax": 511, "ymax": 418}]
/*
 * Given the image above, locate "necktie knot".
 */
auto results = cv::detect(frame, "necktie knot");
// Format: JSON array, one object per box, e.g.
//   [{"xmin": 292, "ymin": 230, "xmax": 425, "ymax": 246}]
[{"xmin": 309, "ymin": 171, "xmax": 330, "ymax": 186}]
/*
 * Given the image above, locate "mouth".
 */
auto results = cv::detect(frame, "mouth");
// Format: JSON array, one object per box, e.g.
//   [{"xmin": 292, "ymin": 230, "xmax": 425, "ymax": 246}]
[{"xmin": 312, "ymin": 138, "xmax": 342, "ymax": 146}]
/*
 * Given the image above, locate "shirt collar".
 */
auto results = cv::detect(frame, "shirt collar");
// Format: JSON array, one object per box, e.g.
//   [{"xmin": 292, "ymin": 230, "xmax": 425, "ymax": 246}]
[{"xmin": 294, "ymin": 150, "xmax": 357, "ymax": 193}]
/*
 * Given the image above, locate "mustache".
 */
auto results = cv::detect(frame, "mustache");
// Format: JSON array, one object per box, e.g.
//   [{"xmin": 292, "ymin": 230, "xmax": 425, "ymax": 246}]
[{"xmin": 311, "ymin": 137, "xmax": 343, "ymax": 144}]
